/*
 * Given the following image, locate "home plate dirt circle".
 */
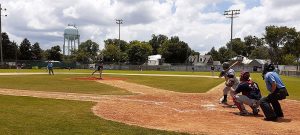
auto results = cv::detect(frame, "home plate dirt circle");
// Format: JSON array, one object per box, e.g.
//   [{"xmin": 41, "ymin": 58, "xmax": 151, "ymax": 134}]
[{"xmin": 93, "ymin": 80, "xmax": 300, "ymax": 135}]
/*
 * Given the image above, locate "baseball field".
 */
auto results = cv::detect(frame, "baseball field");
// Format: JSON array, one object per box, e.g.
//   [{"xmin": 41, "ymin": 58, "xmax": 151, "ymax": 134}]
[{"xmin": 0, "ymin": 69, "xmax": 299, "ymax": 135}]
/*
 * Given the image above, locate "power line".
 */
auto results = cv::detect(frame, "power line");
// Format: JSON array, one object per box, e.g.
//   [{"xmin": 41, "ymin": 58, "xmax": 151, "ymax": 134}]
[{"xmin": 224, "ymin": 9, "xmax": 240, "ymax": 51}]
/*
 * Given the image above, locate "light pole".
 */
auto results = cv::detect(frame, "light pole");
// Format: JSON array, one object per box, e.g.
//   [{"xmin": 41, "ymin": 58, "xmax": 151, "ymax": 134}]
[
  {"xmin": 0, "ymin": 4, "xmax": 7, "ymax": 66},
  {"xmin": 116, "ymin": 19, "xmax": 123, "ymax": 45},
  {"xmin": 224, "ymin": 9, "xmax": 240, "ymax": 51},
  {"xmin": 116, "ymin": 19, "xmax": 123, "ymax": 65}
]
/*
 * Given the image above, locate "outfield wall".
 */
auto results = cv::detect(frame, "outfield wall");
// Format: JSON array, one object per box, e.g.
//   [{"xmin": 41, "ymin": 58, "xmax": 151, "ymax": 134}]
[
  {"xmin": 281, "ymin": 71, "xmax": 300, "ymax": 77},
  {"xmin": 103, "ymin": 64, "xmax": 256, "ymax": 72}
]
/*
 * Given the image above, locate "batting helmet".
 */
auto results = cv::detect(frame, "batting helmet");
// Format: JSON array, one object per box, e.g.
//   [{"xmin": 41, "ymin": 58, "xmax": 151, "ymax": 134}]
[
  {"xmin": 222, "ymin": 62, "xmax": 230, "ymax": 70},
  {"xmin": 240, "ymin": 71, "xmax": 250, "ymax": 81}
]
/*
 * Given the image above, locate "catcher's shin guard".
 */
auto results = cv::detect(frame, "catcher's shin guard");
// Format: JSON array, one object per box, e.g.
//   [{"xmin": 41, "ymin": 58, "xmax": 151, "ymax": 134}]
[{"xmin": 233, "ymin": 96, "xmax": 245, "ymax": 112}]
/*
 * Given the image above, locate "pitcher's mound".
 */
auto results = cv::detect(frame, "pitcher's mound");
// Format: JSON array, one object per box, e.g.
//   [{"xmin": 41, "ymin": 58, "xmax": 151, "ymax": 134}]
[{"xmin": 73, "ymin": 77, "xmax": 126, "ymax": 81}]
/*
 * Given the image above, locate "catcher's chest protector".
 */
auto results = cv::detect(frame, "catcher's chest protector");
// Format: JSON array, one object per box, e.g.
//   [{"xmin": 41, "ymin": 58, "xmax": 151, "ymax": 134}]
[{"xmin": 246, "ymin": 81, "xmax": 262, "ymax": 100}]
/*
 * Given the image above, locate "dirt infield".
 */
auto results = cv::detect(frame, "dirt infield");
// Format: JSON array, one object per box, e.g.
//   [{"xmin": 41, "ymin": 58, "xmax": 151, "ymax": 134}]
[
  {"xmin": 0, "ymin": 75, "xmax": 299, "ymax": 135},
  {"xmin": 93, "ymin": 80, "xmax": 300, "ymax": 135}
]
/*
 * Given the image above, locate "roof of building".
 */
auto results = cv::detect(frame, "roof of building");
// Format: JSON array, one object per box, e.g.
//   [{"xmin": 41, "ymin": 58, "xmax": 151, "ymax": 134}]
[
  {"xmin": 199, "ymin": 55, "xmax": 213, "ymax": 63},
  {"xmin": 148, "ymin": 55, "xmax": 162, "ymax": 61}
]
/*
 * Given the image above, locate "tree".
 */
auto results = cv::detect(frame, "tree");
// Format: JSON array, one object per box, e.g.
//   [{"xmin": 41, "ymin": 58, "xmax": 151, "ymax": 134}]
[
  {"xmin": 74, "ymin": 40, "xmax": 99, "ymax": 63},
  {"xmin": 244, "ymin": 35, "xmax": 264, "ymax": 57},
  {"xmin": 19, "ymin": 38, "xmax": 32, "ymax": 60},
  {"xmin": 31, "ymin": 42, "xmax": 43, "ymax": 60},
  {"xmin": 44, "ymin": 45, "xmax": 62, "ymax": 61},
  {"xmin": 226, "ymin": 38, "xmax": 247, "ymax": 56},
  {"xmin": 127, "ymin": 40, "xmax": 152, "ymax": 64},
  {"xmin": 104, "ymin": 39, "xmax": 128, "ymax": 52},
  {"xmin": 159, "ymin": 36, "xmax": 191, "ymax": 63},
  {"xmin": 1, "ymin": 32, "xmax": 17, "ymax": 60},
  {"xmin": 282, "ymin": 54, "xmax": 296, "ymax": 65},
  {"xmin": 218, "ymin": 47, "xmax": 235, "ymax": 63},
  {"xmin": 102, "ymin": 43, "xmax": 122, "ymax": 63},
  {"xmin": 11, "ymin": 41, "xmax": 19, "ymax": 61},
  {"xmin": 206, "ymin": 47, "xmax": 220, "ymax": 61},
  {"xmin": 264, "ymin": 26, "xmax": 297, "ymax": 64},
  {"xmin": 283, "ymin": 32, "xmax": 300, "ymax": 63},
  {"xmin": 249, "ymin": 46, "xmax": 270, "ymax": 59},
  {"xmin": 149, "ymin": 34, "xmax": 168, "ymax": 55}
]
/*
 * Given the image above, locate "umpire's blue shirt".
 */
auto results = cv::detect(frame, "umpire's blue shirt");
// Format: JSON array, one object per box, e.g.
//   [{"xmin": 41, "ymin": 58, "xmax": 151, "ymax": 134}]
[{"xmin": 264, "ymin": 71, "xmax": 285, "ymax": 93}]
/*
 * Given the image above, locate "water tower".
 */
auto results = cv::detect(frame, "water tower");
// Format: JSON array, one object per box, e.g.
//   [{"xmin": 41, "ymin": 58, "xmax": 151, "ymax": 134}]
[{"xmin": 63, "ymin": 24, "xmax": 80, "ymax": 55}]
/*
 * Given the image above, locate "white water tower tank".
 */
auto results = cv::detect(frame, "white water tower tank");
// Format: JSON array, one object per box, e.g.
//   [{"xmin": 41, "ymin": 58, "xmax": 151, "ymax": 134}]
[{"xmin": 63, "ymin": 24, "xmax": 80, "ymax": 56}]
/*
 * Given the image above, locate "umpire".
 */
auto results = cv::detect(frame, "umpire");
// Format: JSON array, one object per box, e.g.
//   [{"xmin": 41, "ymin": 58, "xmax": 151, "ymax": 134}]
[{"xmin": 260, "ymin": 64, "xmax": 289, "ymax": 121}]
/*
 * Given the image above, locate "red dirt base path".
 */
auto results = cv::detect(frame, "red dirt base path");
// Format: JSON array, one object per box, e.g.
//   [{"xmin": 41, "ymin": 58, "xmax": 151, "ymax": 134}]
[{"xmin": 92, "ymin": 80, "xmax": 300, "ymax": 135}]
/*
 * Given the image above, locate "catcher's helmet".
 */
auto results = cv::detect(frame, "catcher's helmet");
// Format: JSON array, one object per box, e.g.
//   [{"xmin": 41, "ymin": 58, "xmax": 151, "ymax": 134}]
[
  {"xmin": 222, "ymin": 62, "xmax": 230, "ymax": 70},
  {"xmin": 240, "ymin": 71, "xmax": 250, "ymax": 81}
]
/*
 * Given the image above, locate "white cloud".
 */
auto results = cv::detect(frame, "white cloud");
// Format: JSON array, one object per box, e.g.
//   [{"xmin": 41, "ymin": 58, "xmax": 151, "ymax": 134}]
[
  {"xmin": 63, "ymin": 7, "xmax": 80, "ymax": 19},
  {"xmin": 1, "ymin": 0, "xmax": 300, "ymax": 54}
]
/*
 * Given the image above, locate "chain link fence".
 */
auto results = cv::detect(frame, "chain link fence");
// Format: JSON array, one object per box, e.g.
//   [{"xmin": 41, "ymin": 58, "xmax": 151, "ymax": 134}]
[{"xmin": 2, "ymin": 60, "xmax": 299, "ymax": 77}]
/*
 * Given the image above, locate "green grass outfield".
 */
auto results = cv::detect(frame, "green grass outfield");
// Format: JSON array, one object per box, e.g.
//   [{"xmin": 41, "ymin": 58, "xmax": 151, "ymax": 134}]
[
  {"xmin": 0, "ymin": 74, "xmax": 223, "ymax": 94},
  {"xmin": 0, "ymin": 95, "xmax": 188, "ymax": 135},
  {"xmin": 250, "ymin": 73, "xmax": 300, "ymax": 101},
  {"xmin": 0, "ymin": 69, "xmax": 216, "ymax": 76},
  {"xmin": 0, "ymin": 74, "xmax": 130, "ymax": 95}
]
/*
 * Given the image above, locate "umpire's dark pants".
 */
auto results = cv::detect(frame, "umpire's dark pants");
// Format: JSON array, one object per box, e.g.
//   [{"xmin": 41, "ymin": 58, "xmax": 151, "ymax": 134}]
[{"xmin": 260, "ymin": 88, "xmax": 288, "ymax": 119}]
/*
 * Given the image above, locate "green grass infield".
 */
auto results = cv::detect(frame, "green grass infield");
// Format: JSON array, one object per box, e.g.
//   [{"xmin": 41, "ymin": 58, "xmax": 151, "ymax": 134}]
[{"xmin": 113, "ymin": 75, "xmax": 224, "ymax": 93}]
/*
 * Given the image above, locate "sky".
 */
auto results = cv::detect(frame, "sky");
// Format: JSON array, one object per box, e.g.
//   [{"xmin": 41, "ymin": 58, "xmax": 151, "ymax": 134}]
[{"xmin": 1, "ymin": 0, "xmax": 300, "ymax": 54}]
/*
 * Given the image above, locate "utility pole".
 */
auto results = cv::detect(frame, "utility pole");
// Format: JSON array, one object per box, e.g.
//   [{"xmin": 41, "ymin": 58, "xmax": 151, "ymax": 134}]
[
  {"xmin": 0, "ymin": 4, "xmax": 7, "ymax": 66},
  {"xmin": 224, "ymin": 9, "xmax": 240, "ymax": 50},
  {"xmin": 116, "ymin": 19, "xmax": 123, "ymax": 45}
]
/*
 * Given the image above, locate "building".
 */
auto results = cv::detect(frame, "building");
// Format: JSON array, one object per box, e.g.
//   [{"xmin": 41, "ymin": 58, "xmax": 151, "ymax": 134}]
[
  {"xmin": 148, "ymin": 55, "xmax": 162, "ymax": 65},
  {"xmin": 188, "ymin": 54, "xmax": 214, "ymax": 66},
  {"xmin": 230, "ymin": 55, "xmax": 271, "ymax": 71},
  {"xmin": 248, "ymin": 59, "xmax": 270, "ymax": 71}
]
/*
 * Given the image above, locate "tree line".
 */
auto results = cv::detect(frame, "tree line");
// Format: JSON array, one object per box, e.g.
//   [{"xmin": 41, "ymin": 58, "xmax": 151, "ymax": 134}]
[
  {"xmin": 1, "ymin": 33, "xmax": 62, "ymax": 62},
  {"xmin": 206, "ymin": 25, "xmax": 300, "ymax": 65},
  {"xmin": 1, "ymin": 33, "xmax": 196, "ymax": 64},
  {"xmin": 2, "ymin": 25, "xmax": 299, "ymax": 65}
]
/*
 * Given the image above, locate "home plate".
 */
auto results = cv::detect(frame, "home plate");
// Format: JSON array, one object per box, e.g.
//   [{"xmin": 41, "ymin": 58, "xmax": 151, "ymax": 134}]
[{"xmin": 201, "ymin": 104, "xmax": 216, "ymax": 110}]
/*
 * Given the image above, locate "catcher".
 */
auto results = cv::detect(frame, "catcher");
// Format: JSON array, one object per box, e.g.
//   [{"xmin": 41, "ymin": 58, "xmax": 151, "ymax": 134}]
[
  {"xmin": 233, "ymin": 71, "xmax": 261, "ymax": 116},
  {"xmin": 219, "ymin": 62, "xmax": 239, "ymax": 104}
]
